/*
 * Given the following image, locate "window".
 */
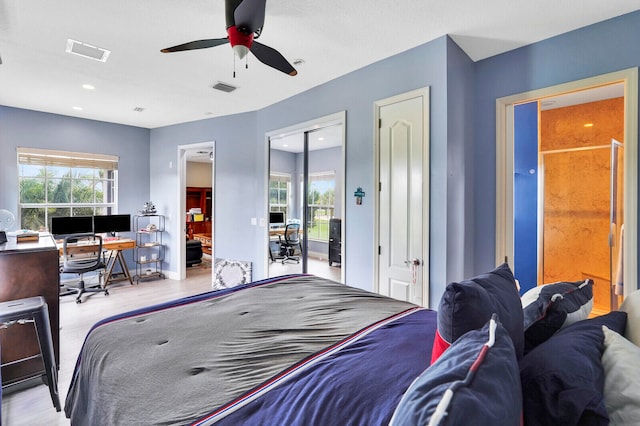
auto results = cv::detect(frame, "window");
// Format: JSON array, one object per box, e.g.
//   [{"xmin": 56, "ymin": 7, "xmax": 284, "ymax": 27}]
[
  {"xmin": 17, "ymin": 147, "xmax": 118, "ymax": 231},
  {"xmin": 269, "ymin": 172, "xmax": 290, "ymax": 217},
  {"xmin": 306, "ymin": 171, "xmax": 335, "ymax": 241}
]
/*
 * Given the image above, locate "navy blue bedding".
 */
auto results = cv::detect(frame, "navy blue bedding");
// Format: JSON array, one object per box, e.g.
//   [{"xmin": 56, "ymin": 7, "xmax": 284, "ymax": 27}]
[{"xmin": 65, "ymin": 274, "xmax": 436, "ymax": 425}]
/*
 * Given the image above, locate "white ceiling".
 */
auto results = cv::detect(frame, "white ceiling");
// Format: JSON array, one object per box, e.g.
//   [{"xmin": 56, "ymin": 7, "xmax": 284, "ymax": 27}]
[{"xmin": 0, "ymin": 1, "xmax": 638, "ymax": 129}]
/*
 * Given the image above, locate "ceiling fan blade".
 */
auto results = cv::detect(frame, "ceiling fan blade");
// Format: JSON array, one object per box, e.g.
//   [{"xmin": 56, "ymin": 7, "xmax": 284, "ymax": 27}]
[
  {"xmin": 161, "ymin": 38, "xmax": 229, "ymax": 53},
  {"xmin": 233, "ymin": 0, "xmax": 266, "ymax": 33},
  {"xmin": 250, "ymin": 41, "xmax": 297, "ymax": 76}
]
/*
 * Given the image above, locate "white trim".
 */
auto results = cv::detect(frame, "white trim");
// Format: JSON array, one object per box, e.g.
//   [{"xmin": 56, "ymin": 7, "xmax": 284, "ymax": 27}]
[
  {"xmin": 264, "ymin": 111, "xmax": 346, "ymax": 283},
  {"xmin": 373, "ymin": 87, "xmax": 430, "ymax": 307},
  {"xmin": 177, "ymin": 141, "xmax": 215, "ymax": 282},
  {"xmin": 496, "ymin": 67, "xmax": 638, "ymax": 298}
]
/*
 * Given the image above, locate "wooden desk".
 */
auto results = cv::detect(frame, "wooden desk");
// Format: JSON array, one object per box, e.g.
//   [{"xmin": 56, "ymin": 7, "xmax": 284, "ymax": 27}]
[
  {"xmin": 269, "ymin": 227, "xmax": 303, "ymax": 237},
  {"xmin": 58, "ymin": 238, "xmax": 135, "ymax": 286},
  {"xmin": 192, "ymin": 233, "xmax": 212, "ymax": 255},
  {"xmin": 0, "ymin": 234, "xmax": 60, "ymax": 385}
]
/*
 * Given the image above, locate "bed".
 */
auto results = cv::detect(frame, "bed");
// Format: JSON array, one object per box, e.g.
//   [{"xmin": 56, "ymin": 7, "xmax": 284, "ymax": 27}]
[
  {"xmin": 64, "ymin": 274, "xmax": 437, "ymax": 425},
  {"xmin": 65, "ymin": 267, "xmax": 640, "ymax": 425}
]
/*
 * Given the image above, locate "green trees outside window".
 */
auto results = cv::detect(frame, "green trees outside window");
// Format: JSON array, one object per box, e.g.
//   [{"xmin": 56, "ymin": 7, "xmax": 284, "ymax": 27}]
[{"xmin": 17, "ymin": 149, "xmax": 117, "ymax": 231}]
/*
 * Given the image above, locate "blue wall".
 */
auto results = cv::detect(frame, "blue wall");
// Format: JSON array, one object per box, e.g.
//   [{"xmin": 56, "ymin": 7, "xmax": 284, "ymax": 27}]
[
  {"xmin": 3, "ymin": 10, "xmax": 640, "ymax": 308},
  {"xmin": 0, "ymin": 106, "xmax": 151, "ymax": 266},
  {"xmin": 149, "ymin": 112, "xmax": 258, "ymax": 272},
  {"xmin": 473, "ymin": 11, "xmax": 640, "ymax": 285},
  {"xmin": 149, "ymin": 35, "xmax": 461, "ymax": 304},
  {"xmin": 514, "ymin": 102, "xmax": 539, "ymax": 293},
  {"xmin": 0, "ymin": 107, "xmax": 150, "ymax": 214}
]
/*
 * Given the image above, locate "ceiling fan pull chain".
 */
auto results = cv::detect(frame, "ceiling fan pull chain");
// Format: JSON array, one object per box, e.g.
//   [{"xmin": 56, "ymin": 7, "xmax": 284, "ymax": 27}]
[{"xmin": 233, "ymin": 52, "xmax": 236, "ymax": 78}]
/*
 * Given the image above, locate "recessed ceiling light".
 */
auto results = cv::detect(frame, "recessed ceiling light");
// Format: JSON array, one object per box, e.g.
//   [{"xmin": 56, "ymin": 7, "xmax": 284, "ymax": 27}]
[
  {"xmin": 72, "ymin": 106, "xmax": 83, "ymax": 111},
  {"xmin": 82, "ymin": 84, "xmax": 95, "ymax": 90},
  {"xmin": 584, "ymin": 123, "xmax": 594, "ymax": 128},
  {"xmin": 66, "ymin": 39, "xmax": 111, "ymax": 62}
]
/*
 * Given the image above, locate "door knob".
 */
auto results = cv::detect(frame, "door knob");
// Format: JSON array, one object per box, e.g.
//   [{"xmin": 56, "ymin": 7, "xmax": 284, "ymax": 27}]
[{"xmin": 404, "ymin": 259, "xmax": 420, "ymax": 266}]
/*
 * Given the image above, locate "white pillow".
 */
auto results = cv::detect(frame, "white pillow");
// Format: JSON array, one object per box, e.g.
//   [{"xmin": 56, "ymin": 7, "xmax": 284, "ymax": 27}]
[
  {"xmin": 620, "ymin": 289, "xmax": 640, "ymax": 346},
  {"xmin": 601, "ymin": 326, "xmax": 640, "ymax": 425}
]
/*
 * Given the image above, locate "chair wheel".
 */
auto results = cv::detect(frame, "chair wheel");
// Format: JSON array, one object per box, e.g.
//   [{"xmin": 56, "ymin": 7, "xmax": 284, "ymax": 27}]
[
  {"xmin": 105, "ymin": 290, "xmax": 109, "ymax": 296},
  {"xmin": 76, "ymin": 299, "xmax": 82, "ymax": 304}
]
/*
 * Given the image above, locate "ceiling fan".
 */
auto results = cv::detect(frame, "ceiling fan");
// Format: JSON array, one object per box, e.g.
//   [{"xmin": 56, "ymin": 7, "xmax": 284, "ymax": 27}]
[{"xmin": 161, "ymin": 0, "xmax": 297, "ymax": 77}]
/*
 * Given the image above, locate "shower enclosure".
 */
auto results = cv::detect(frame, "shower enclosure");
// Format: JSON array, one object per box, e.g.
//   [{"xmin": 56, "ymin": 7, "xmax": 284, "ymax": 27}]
[{"xmin": 539, "ymin": 139, "xmax": 624, "ymax": 313}]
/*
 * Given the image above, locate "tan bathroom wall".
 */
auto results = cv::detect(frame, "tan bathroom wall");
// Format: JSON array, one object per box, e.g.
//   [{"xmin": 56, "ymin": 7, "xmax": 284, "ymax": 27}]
[{"xmin": 540, "ymin": 97, "xmax": 624, "ymax": 313}]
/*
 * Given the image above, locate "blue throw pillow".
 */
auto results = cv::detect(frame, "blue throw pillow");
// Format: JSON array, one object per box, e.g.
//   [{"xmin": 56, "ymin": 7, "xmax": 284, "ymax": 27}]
[
  {"xmin": 392, "ymin": 315, "xmax": 522, "ymax": 426},
  {"xmin": 521, "ymin": 279, "xmax": 594, "ymax": 354},
  {"xmin": 519, "ymin": 311, "xmax": 627, "ymax": 426},
  {"xmin": 432, "ymin": 263, "xmax": 524, "ymax": 362}
]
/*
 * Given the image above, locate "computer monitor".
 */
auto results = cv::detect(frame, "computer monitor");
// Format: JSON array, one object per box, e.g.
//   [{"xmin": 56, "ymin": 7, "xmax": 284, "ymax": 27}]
[
  {"xmin": 51, "ymin": 216, "xmax": 94, "ymax": 238},
  {"xmin": 269, "ymin": 211, "xmax": 285, "ymax": 228},
  {"xmin": 93, "ymin": 214, "xmax": 131, "ymax": 236}
]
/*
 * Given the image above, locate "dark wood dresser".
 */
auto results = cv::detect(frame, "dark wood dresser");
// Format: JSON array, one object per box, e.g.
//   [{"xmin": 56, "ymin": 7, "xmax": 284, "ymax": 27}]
[{"xmin": 0, "ymin": 234, "xmax": 60, "ymax": 385}]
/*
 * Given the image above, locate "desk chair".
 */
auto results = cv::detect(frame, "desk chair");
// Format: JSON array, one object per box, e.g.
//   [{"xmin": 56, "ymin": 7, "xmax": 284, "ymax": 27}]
[
  {"xmin": 278, "ymin": 223, "xmax": 301, "ymax": 264},
  {"xmin": 60, "ymin": 234, "xmax": 108, "ymax": 304}
]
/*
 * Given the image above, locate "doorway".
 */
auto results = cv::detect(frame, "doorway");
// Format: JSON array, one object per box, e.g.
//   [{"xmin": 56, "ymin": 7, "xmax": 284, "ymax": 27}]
[
  {"xmin": 374, "ymin": 87, "xmax": 430, "ymax": 307},
  {"xmin": 177, "ymin": 141, "xmax": 215, "ymax": 283},
  {"xmin": 496, "ymin": 68, "xmax": 638, "ymax": 306},
  {"xmin": 265, "ymin": 112, "xmax": 346, "ymax": 283}
]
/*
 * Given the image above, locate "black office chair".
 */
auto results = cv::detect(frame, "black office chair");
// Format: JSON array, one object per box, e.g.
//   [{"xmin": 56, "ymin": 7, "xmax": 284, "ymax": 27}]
[
  {"xmin": 60, "ymin": 233, "xmax": 108, "ymax": 303},
  {"xmin": 278, "ymin": 223, "xmax": 301, "ymax": 264}
]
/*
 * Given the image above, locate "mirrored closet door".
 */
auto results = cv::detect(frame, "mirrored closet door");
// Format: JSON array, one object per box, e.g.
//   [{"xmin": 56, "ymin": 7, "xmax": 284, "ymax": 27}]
[{"xmin": 267, "ymin": 115, "xmax": 345, "ymax": 282}]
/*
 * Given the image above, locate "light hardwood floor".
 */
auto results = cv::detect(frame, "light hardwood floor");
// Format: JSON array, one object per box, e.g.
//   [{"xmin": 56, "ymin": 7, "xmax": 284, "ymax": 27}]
[
  {"xmin": 1, "ymin": 257, "xmax": 342, "ymax": 425},
  {"xmin": 2, "ymin": 264, "xmax": 214, "ymax": 426}
]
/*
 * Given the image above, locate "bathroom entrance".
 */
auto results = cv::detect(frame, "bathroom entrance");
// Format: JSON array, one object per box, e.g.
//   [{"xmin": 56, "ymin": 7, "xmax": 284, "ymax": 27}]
[{"xmin": 514, "ymin": 86, "xmax": 625, "ymax": 314}]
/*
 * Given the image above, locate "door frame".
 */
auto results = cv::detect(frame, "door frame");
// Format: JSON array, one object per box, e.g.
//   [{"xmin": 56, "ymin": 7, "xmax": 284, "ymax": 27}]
[
  {"xmin": 176, "ymin": 141, "xmax": 215, "ymax": 282},
  {"xmin": 495, "ymin": 68, "xmax": 638, "ymax": 298},
  {"xmin": 263, "ymin": 111, "xmax": 346, "ymax": 283},
  {"xmin": 373, "ymin": 87, "xmax": 430, "ymax": 307}
]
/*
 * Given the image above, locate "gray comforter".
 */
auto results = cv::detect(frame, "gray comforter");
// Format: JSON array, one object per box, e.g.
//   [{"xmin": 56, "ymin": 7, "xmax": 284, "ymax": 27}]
[{"xmin": 65, "ymin": 275, "xmax": 416, "ymax": 425}]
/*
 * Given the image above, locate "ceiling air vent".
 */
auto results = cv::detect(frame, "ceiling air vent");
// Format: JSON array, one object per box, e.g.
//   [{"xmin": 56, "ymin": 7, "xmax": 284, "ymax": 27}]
[
  {"xmin": 65, "ymin": 39, "xmax": 111, "ymax": 62},
  {"xmin": 212, "ymin": 81, "xmax": 237, "ymax": 93}
]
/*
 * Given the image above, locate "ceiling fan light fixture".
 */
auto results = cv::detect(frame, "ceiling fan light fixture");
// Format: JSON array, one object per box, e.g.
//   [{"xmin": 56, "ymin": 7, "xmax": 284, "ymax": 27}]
[{"xmin": 232, "ymin": 44, "xmax": 249, "ymax": 60}]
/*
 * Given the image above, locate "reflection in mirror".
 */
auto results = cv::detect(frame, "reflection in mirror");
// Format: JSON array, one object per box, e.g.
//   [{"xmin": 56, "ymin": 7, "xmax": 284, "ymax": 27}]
[{"xmin": 268, "ymin": 123, "xmax": 344, "ymax": 282}]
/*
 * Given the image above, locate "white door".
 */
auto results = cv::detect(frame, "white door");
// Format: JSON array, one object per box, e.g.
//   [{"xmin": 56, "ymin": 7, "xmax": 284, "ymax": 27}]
[{"xmin": 376, "ymin": 88, "xmax": 429, "ymax": 306}]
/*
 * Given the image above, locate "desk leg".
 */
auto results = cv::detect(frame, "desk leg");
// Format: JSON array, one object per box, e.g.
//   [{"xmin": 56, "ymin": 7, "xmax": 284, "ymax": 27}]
[
  {"xmin": 103, "ymin": 250, "xmax": 117, "ymax": 288},
  {"xmin": 116, "ymin": 250, "xmax": 134, "ymax": 285},
  {"xmin": 104, "ymin": 250, "xmax": 134, "ymax": 287}
]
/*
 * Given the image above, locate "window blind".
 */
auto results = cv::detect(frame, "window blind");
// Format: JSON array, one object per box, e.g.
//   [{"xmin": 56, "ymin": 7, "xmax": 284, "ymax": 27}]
[{"xmin": 17, "ymin": 147, "xmax": 118, "ymax": 170}]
